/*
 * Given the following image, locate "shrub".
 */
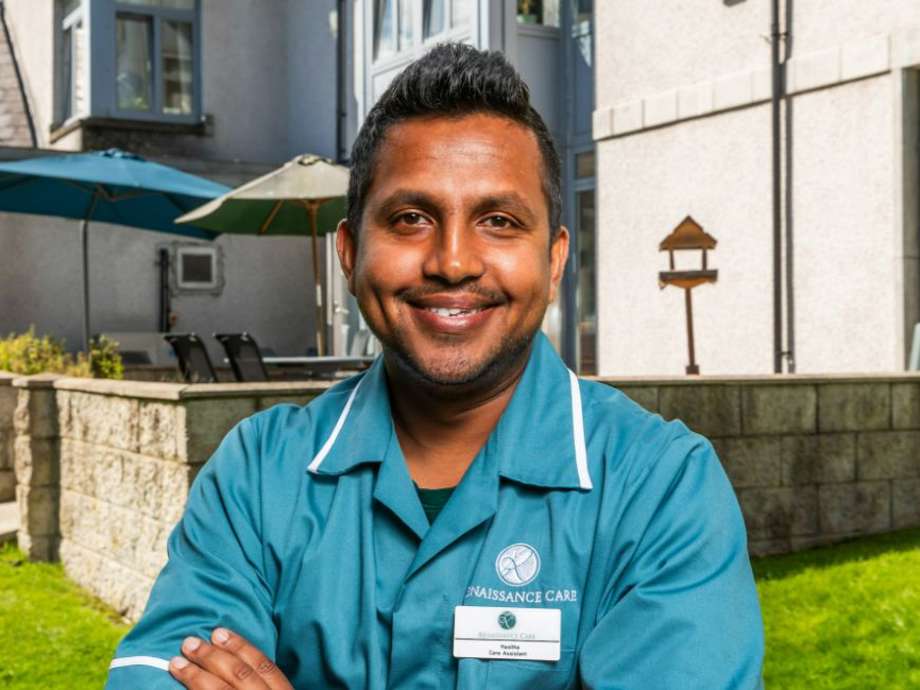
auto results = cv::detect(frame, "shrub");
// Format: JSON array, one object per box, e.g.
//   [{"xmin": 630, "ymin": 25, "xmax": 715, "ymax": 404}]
[{"xmin": 0, "ymin": 327, "xmax": 123, "ymax": 379}]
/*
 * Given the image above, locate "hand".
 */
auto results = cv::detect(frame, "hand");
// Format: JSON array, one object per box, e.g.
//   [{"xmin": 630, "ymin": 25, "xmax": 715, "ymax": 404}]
[{"xmin": 169, "ymin": 628, "xmax": 294, "ymax": 690}]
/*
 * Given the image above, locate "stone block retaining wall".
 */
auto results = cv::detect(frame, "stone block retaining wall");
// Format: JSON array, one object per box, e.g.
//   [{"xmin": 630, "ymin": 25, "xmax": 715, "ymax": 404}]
[
  {"xmin": 612, "ymin": 375, "xmax": 920, "ymax": 556},
  {"xmin": 8, "ymin": 374, "xmax": 327, "ymax": 619},
  {"xmin": 0, "ymin": 373, "xmax": 15, "ymax": 501},
  {"xmin": 4, "ymin": 370, "xmax": 920, "ymax": 617}
]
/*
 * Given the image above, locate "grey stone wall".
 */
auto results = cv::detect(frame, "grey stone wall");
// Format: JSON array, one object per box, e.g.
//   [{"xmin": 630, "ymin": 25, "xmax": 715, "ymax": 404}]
[
  {"xmin": 3, "ymin": 370, "xmax": 920, "ymax": 617},
  {"xmin": 611, "ymin": 376, "xmax": 920, "ymax": 556},
  {"xmin": 9, "ymin": 375, "xmax": 328, "ymax": 620},
  {"xmin": 0, "ymin": 373, "xmax": 15, "ymax": 501}
]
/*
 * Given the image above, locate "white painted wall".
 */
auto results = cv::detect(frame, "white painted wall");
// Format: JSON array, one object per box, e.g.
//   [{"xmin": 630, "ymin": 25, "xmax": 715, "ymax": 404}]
[
  {"xmin": 594, "ymin": 2, "xmax": 920, "ymax": 375},
  {"xmin": 0, "ymin": 1, "xmax": 343, "ymax": 359}
]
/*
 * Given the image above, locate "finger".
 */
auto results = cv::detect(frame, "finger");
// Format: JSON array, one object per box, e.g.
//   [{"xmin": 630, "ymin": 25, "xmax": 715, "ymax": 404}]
[
  {"xmin": 177, "ymin": 636, "xmax": 269, "ymax": 690},
  {"xmin": 210, "ymin": 628, "xmax": 294, "ymax": 690},
  {"xmin": 169, "ymin": 654, "xmax": 238, "ymax": 690}
]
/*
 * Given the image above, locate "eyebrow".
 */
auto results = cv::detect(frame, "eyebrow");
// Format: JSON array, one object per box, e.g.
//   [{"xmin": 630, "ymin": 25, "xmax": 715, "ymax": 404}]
[{"xmin": 375, "ymin": 189, "xmax": 539, "ymax": 225}]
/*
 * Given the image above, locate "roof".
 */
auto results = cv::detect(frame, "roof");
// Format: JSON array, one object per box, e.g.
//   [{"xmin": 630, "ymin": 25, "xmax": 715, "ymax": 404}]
[{"xmin": 659, "ymin": 215, "xmax": 717, "ymax": 251}]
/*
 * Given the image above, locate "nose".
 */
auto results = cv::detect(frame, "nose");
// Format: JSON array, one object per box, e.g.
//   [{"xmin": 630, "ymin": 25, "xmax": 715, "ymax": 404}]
[{"xmin": 421, "ymin": 216, "xmax": 485, "ymax": 285}]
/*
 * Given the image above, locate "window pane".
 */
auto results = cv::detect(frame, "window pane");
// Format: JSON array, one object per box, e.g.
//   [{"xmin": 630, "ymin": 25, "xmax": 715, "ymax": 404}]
[
  {"xmin": 373, "ymin": 0, "xmax": 396, "ymax": 59},
  {"xmin": 116, "ymin": 15, "xmax": 153, "ymax": 111},
  {"xmin": 181, "ymin": 253, "xmax": 213, "ymax": 284},
  {"xmin": 517, "ymin": 0, "xmax": 560, "ymax": 27},
  {"xmin": 61, "ymin": 26, "xmax": 73, "ymax": 120},
  {"xmin": 162, "ymin": 20, "xmax": 194, "ymax": 115},
  {"xmin": 62, "ymin": 0, "xmax": 81, "ymax": 16},
  {"xmin": 573, "ymin": 0, "xmax": 592, "ymax": 23},
  {"xmin": 423, "ymin": 0, "xmax": 445, "ymax": 38},
  {"xmin": 398, "ymin": 0, "xmax": 414, "ymax": 49},
  {"xmin": 450, "ymin": 0, "xmax": 470, "ymax": 28},
  {"xmin": 575, "ymin": 150, "xmax": 595, "ymax": 179}
]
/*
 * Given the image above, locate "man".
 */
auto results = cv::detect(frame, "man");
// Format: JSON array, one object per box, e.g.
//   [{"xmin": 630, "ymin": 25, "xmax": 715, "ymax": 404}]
[{"xmin": 106, "ymin": 44, "xmax": 764, "ymax": 689}]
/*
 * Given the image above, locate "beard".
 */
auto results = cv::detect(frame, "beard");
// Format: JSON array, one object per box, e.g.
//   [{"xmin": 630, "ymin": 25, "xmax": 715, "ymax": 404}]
[{"xmin": 377, "ymin": 322, "xmax": 538, "ymax": 390}]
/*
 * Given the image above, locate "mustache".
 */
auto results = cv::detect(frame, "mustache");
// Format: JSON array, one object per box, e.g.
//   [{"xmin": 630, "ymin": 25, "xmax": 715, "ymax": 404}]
[{"xmin": 397, "ymin": 283, "xmax": 508, "ymax": 305}]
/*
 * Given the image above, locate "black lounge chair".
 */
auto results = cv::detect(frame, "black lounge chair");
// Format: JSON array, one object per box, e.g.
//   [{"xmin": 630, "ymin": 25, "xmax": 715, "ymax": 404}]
[
  {"xmin": 214, "ymin": 332, "xmax": 270, "ymax": 383},
  {"xmin": 163, "ymin": 333, "xmax": 218, "ymax": 383}
]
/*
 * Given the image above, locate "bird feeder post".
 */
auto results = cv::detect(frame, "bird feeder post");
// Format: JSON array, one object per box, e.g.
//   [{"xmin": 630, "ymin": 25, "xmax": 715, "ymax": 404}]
[{"xmin": 658, "ymin": 216, "xmax": 718, "ymax": 376}]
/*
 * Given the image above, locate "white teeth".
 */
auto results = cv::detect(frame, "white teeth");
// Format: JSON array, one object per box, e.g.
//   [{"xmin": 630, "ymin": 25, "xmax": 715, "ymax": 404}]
[{"xmin": 427, "ymin": 307, "xmax": 482, "ymax": 317}]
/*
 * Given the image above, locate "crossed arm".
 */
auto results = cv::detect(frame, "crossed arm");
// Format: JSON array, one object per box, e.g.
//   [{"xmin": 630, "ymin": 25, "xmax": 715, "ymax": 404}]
[{"xmin": 170, "ymin": 628, "xmax": 291, "ymax": 690}]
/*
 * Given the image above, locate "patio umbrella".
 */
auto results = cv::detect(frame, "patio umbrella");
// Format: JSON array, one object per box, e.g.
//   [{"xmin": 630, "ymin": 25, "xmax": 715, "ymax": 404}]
[
  {"xmin": 176, "ymin": 154, "xmax": 348, "ymax": 355},
  {"xmin": 0, "ymin": 148, "xmax": 229, "ymax": 351}
]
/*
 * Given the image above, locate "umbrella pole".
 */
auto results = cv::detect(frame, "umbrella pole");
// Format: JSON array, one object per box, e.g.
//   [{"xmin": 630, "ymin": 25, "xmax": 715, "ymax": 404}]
[
  {"xmin": 81, "ymin": 191, "xmax": 100, "ymax": 358},
  {"xmin": 306, "ymin": 200, "xmax": 325, "ymax": 356}
]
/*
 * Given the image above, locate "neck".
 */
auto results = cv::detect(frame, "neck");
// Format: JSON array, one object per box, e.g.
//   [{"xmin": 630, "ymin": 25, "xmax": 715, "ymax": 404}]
[{"xmin": 384, "ymin": 344, "xmax": 531, "ymax": 488}]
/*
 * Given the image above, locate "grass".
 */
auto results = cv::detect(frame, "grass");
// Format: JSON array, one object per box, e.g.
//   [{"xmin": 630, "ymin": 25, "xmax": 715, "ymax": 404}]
[
  {"xmin": 2, "ymin": 529, "xmax": 920, "ymax": 689},
  {"xmin": 754, "ymin": 527, "xmax": 920, "ymax": 689},
  {"xmin": 0, "ymin": 543, "xmax": 128, "ymax": 690}
]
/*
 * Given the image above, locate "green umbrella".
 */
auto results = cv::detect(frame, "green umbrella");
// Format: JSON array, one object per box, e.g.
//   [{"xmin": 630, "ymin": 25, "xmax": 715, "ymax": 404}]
[{"xmin": 176, "ymin": 154, "xmax": 348, "ymax": 355}]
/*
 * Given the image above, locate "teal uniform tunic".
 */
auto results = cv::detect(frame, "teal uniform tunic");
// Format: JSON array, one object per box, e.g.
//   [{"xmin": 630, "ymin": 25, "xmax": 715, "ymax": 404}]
[{"xmin": 105, "ymin": 333, "xmax": 764, "ymax": 689}]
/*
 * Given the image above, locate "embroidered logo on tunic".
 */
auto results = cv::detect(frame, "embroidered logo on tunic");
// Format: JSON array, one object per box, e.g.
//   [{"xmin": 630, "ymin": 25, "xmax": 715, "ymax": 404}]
[
  {"xmin": 495, "ymin": 543, "xmax": 541, "ymax": 587},
  {"xmin": 497, "ymin": 611, "xmax": 517, "ymax": 630}
]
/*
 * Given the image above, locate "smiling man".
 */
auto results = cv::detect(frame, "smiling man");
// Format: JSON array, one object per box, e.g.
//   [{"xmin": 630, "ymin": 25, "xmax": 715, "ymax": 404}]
[{"xmin": 105, "ymin": 44, "xmax": 764, "ymax": 690}]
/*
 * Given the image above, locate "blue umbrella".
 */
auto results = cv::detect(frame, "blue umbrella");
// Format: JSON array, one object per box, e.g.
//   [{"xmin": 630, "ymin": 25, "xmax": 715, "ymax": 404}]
[{"xmin": 0, "ymin": 148, "xmax": 229, "ymax": 351}]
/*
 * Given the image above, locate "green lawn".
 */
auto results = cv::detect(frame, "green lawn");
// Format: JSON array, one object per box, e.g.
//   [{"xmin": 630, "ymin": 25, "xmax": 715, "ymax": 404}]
[
  {"xmin": 754, "ymin": 527, "xmax": 920, "ymax": 689},
  {"xmin": 0, "ymin": 543, "xmax": 128, "ymax": 690},
  {"xmin": 2, "ymin": 530, "xmax": 920, "ymax": 689}
]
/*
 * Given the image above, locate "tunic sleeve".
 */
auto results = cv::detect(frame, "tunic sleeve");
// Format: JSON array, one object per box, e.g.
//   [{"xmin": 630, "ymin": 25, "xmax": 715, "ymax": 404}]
[
  {"xmin": 104, "ymin": 417, "xmax": 276, "ymax": 689},
  {"xmin": 579, "ymin": 436, "xmax": 765, "ymax": 690}
]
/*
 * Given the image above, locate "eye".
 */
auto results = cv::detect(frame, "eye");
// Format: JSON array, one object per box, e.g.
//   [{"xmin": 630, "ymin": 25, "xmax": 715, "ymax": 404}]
[
  {"xmin": 399, "ymin": 212, "xmax": 425, "ymax": 225},
  {"xmin": 481, "ymin": 215, "xmax": 519, "ymax": 230}
]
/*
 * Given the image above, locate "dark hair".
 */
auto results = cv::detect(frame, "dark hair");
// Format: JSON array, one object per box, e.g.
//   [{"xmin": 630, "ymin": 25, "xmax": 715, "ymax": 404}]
[{"xmin": 346, "ymin": 42, "xmax": 562, "ymax": 237}]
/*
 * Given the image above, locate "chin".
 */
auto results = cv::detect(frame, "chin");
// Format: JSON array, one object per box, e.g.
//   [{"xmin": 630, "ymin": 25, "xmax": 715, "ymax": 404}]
[{"xmin": 386, "ymin": 331, "xmax": 536, "ymax": 389}]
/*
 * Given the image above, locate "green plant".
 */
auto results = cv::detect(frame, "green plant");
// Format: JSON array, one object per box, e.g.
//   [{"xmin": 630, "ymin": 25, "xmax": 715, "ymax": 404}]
[{"xmin": 0, "ymin": 327, "xmax": 123, "ymax": 379}]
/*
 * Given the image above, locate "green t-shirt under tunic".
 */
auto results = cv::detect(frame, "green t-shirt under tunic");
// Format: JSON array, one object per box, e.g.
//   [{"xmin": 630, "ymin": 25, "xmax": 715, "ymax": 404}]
[{"xmin": 415, "ymin": 484, "xmax": 456, "ymax": 525}]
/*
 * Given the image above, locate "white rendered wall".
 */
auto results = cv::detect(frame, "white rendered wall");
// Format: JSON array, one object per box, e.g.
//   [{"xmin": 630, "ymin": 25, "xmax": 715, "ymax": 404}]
[{"xmin": 594, "ymin": 2, "xmax": 920, "ymax": 375}]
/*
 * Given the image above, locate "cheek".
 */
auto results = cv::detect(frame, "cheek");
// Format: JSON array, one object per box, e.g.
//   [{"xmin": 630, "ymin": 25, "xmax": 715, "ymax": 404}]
[{"xmin": 490, "ymin": 247, "xmax": 553, "ymax": 301}]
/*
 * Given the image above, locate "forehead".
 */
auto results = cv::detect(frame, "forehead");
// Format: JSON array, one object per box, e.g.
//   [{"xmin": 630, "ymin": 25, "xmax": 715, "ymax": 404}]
[{"xmin": 367, "ymin": 113, "xmax": 546, "ymax": 208}]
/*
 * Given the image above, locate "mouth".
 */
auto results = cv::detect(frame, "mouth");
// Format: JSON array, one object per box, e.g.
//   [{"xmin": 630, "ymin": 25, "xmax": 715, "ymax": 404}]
[{"xmin": 404, "ymin": 294, "xmax": 504, "ymax": 335}]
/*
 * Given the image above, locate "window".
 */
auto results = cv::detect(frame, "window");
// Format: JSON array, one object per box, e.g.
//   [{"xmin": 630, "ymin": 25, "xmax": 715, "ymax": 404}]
[
  {"xmin": 373, "ymin": 0, "xmax": 397, "ymax": 59},
  {"xmin": 517, "ymin": 0, "xmax": 560, "ymax": 27},
  {"xmin": 423, "ymin": 0, "xmax": 470, "ymax": 38},
  {"xmin": 59, "ymin": 0, "xmax": 85, "ymax": 122},
  {"xmin": 113, "ymin": 0, "xmax": 199, "ymax": 119},
  {"xmin": 176, "ymin": 246, "xmax": 218, "ymax": 290}
]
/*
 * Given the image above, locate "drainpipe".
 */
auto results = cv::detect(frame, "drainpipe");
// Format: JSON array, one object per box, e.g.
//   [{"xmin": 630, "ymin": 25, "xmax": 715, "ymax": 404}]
[
  {"xmin": 0, "ymin": 1, "xmax": 37, "ymax": 147},
  {"xmin": 770, "ymin": 0, "xmax": 783, "ymax": 373},
  {"xmin": 335, "ymin": 0, "xmax": 348, "ymax": 162},
  {"xmin": 783, "ymin": 0, "xmax": 795, "ymax": 372}
]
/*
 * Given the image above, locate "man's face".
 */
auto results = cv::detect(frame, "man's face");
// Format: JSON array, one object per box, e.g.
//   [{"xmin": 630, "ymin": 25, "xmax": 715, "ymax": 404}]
[{"xmin": 337, "ymin": 112, "xmax": 568, "ymax": 387}]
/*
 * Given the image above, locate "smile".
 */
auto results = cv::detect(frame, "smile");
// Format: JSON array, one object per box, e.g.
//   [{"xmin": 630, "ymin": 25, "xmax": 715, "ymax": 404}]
[{"xmin": 426, "ymin": 307, "xmax": 485, "ymax": 317}]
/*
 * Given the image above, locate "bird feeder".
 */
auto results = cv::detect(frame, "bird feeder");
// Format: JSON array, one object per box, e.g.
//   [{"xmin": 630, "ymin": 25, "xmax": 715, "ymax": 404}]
[{"xmin": 658, "ymin": 216, "xmax": 718, "ymax": 375}]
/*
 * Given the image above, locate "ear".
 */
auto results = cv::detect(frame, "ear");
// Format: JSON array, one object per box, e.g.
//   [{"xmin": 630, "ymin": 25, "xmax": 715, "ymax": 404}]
[
  {"xmin": 548, "ymin": 226, "xmax": 570, "ymax": 303},
  {"xmin": 336, "ymin": 219, "xmax": 358, "ymax": 296}
]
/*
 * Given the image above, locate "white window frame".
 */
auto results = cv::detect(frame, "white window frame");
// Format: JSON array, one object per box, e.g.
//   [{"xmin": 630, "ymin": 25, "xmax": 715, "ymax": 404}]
[
  {"xmin": 175, "ymin": 245, "xmax": 221, "ymax": 292},
  {"xmin": 58, "ymin": 1, "xmax": 84, "ymax": 124},
  {"xmin": 111, "ymin": 0, "xmax": 202, "ymax": 123}
]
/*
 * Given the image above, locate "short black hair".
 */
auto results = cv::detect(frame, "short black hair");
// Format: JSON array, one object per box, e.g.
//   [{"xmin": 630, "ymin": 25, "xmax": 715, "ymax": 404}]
[{"xmin": 346, "ymin": 42, "xmax": 562, "ymax": 237}]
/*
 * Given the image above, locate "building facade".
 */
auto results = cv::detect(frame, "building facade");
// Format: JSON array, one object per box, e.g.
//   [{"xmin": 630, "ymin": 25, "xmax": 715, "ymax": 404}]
[
  {"xmin": 0, "ymin": 0, "xmax": 350, "ymax": 363},
  {"xmin": 593, "ymin": 1, "xmax": 920, "ymax": 376}
]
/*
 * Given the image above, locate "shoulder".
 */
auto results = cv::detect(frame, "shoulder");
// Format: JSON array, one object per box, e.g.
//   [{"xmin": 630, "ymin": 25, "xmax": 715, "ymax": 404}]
[
  {"xmin": 205, "ymin": 372, "xmax": 366, "ymax": 475},
  {"xmin": 576, "ymin": 378, "xmax": 717, "ymax": 490}
]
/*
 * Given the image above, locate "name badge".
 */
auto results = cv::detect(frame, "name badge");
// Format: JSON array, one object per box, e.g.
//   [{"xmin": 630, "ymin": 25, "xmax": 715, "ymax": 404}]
[{"xmin": 453, "ymin": 605, "xmax": 561, "ymax": 661}]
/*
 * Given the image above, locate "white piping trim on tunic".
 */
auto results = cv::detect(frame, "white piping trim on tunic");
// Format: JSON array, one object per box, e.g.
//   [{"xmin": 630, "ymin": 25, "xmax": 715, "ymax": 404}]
[
  {"xmin": 109, "ymin": 656, "xmax": 171, "ymax": 671},
  {"xmin": 568, "ymin": 370, "xmax": 593, "ymax": 490},
  {"xmin": 307, "ymin": 376, "xmax": 365, "ymax": 473}
]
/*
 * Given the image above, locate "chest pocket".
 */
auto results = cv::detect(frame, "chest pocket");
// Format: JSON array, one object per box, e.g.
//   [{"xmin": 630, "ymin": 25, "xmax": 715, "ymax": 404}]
[{"xmin": 485, "ymin": 650, "xmax": 577, "ymax": 689}]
